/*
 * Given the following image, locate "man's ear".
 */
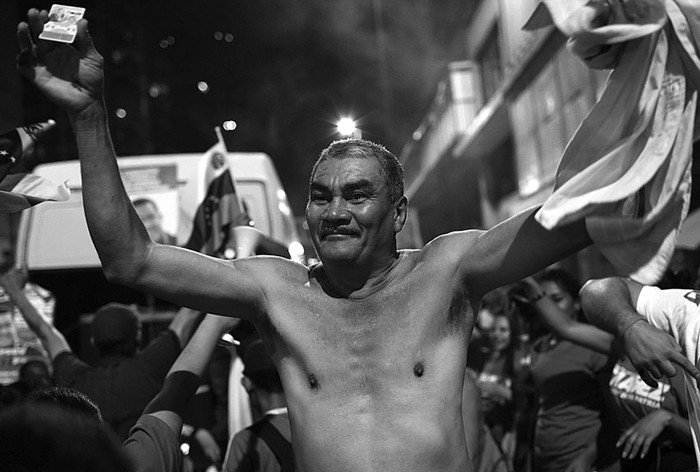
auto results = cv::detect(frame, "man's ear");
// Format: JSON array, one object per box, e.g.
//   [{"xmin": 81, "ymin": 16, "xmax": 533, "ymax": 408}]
[{"xmin": 394, "ymin": 196, "xmax": 408, "ymax": 233}]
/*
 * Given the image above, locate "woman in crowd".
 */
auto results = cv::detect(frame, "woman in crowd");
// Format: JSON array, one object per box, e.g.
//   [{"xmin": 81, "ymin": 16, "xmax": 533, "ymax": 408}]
[
  {"xmin": 468, "ymin": 305, "xmax": 517, "ymax": 460},
  {"xmin": 518, "ymin": 268, "xmax": 619, "ymax": 472}
]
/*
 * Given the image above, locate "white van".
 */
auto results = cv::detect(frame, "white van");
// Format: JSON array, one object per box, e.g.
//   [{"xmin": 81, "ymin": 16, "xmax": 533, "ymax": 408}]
[{"xmin": 16, "ymin": 151, "xmax": 305, "ymax": 271}]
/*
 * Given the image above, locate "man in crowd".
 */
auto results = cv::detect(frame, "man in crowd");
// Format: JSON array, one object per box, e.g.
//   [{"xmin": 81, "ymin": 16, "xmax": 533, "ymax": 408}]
[
  {"xmin": 581, "ymin": 276, "xmax": 700, "ymax": 389},
  {"xmin": 222, "ymin": 337, "xmax": 293, "ymax": 472},
  {"xmin": 0, "ymin": 267, "xmax": 201, "ymax": 439},
  {"xmin": 124, "ymin": 313, "xmax": 238, "ymax": 472},
  {"xmin": 15, "ymin": 8, "xmax": 698, "ymax": 471}
]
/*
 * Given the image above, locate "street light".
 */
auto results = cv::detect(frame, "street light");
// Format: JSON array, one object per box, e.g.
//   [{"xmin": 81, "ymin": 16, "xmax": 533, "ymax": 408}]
[{"xmin": 336, "ymin": 117, "xmax": 361, "ymax": 139}]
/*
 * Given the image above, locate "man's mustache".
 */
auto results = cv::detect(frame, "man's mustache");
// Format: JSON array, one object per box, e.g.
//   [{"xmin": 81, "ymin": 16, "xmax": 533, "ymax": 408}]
[{"xmin": 320, "ymin": 225, "xmax": 359, "ymax": 237}]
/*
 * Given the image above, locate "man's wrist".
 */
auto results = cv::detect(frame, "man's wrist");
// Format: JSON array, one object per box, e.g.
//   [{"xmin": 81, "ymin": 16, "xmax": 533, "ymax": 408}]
[
  {"xmin": 620, "ymin": 316, "xmax": 646, "ymax": 338},
  {"xmin": 69, "ymin": 100, "xmax": 107, "ymax": 127},
  {"xmin": 654, "ymin": 409, "xmax": 672, "ymax": 427}
]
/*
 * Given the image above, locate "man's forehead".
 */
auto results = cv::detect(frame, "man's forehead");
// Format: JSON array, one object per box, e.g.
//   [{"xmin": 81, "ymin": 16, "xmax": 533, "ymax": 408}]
[{"xmin": 311, "ymin": 157, "xmax": 382, "ymax": 183}]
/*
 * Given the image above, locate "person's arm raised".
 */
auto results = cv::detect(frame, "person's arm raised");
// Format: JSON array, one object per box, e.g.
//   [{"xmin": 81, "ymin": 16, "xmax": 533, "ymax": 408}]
[
  {"xmin": 139, "ymin": 314, "xmax": 239, "ymax": 435},
  {"xmin": 459, "ymin": 205, "xmax": 591, "ymax": 299},
  {"xmin": 16, "ymin": 11, "xmax": 265, "ymax": 319},
  {"xmin": 0, "ymin": 268, "xmax": 70, "ymax": 360},
  {"xmin": 515, "ymin": 277, "xmax": 615, "ymax": 355},
  {"xmin": 17, "ymin": 10, "xmax": 156, "ymax": 283}
]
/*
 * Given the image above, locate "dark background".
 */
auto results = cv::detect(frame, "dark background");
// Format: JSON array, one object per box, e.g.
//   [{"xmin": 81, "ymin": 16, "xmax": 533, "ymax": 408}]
[{"xmin": 2, "ymin": 0, "xmax": 477, "ymax": 216}]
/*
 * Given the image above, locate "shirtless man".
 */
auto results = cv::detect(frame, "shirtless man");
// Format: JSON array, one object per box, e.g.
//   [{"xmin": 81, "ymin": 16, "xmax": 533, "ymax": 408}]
[{"xmin": 17, "ymin": 10, "xmax": 596, "ymax": 472}]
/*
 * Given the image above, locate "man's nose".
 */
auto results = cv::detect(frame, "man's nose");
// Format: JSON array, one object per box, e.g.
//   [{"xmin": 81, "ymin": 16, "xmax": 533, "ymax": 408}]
[{"xmin": 323, "ymin": 197, "xmax": 351, "ymax": 221}]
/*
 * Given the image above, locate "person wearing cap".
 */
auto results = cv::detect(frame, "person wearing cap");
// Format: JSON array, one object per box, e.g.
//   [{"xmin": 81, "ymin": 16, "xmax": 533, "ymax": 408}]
[
  {"xmin": 124, "ymin": 313, "xmax": 238, "ymax": 472},
  {"xmin": 0, "ymin": 267, "xmax": 202, "ymax": 440},
  {"xmin": 222, "ymin": 337, "xmax": 293, "ymax": 472}
]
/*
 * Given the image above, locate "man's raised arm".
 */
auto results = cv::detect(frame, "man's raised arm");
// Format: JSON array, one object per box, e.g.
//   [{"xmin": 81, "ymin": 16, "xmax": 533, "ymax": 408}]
[
  {"xmin": 17, "ymin": 10, "xmax": 160, "ymax": 280},
  {"xmin": 16, "ymin": 10, "xmax": 265, "ymax": 318},
  {"xmin": 461, "ymin": 205, "xmax": 591, "ymax": 299}
]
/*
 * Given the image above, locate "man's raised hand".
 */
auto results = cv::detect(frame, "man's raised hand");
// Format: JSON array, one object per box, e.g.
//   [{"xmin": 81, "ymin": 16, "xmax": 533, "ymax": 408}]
[{"xmin": 17, "ymin": 8, "xmax": 104, "ymax": 116}]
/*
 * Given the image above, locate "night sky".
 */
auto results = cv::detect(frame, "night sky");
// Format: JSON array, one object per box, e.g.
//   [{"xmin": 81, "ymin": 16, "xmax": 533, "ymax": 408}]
[{"xmin": 6, "ymin": 0, "xmax": 475, "ymax": 215}]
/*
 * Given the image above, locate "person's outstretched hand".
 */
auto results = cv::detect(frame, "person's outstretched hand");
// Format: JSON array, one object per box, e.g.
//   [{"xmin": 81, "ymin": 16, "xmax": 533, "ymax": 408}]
[
  {"xmin": 16, "ymin": 8, "xmax": 104, "ymax": 116},
  {"xmin": 622, "ymin": 319, "xmax": 700, "ymax": 388}
]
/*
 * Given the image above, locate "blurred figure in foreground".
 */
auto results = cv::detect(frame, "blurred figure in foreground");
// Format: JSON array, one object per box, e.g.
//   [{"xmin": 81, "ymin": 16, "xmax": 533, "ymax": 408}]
[
  {"xmin": 123, "ymin": 314, "xmax": 238, "ymax": 472},
  {"xmin": 222, "ymin": 337, "xmax": 293, "ymax": 472},
  {"xmin": 0, "ymin": 402, "xmax": 131, "ymax": 472}
]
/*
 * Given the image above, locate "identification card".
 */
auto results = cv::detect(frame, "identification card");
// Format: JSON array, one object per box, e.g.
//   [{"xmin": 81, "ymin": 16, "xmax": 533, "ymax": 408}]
[{"xmin": 39, "ymin": 4, "xmax": 86, "ymax": 43}]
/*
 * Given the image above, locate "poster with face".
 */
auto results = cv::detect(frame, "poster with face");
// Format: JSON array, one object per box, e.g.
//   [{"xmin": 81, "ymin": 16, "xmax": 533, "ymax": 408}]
[{"xmin": 122, "ymin": 164, "xmax": 181, "ymax": 246}]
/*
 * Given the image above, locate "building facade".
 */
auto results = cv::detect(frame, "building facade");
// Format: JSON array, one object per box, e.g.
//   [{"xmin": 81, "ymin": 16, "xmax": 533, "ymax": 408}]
[{"xmin": 399, "ymin": 0, "xmax": 617, "ymax": 279}]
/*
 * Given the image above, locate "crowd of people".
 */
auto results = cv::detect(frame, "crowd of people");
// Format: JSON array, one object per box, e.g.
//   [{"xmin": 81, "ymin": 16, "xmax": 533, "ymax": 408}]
[
  {"xmin": 467, "ymin": 258, "xmax": 700, "ymax": 472},
  {"xmin": 3, "ymin": 261, "xmax": 700, "ymax": 472},
  {"xmin": 1, "ymin": 4, "xmax": 700, "ymax": 472}
]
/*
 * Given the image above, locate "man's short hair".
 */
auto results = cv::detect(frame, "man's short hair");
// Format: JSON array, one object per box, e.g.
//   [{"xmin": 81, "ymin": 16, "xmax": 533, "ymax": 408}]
[
  {"xmin": 310, "ymin": 138, "xmax": 405, "ymax": 203},
  {"xmin": 27, "ymin": 386, "xmax": 104, "ymax": 424},
  {"xmin": 91, "ymin": 303, "xmax": 141, "ymax": 356}
]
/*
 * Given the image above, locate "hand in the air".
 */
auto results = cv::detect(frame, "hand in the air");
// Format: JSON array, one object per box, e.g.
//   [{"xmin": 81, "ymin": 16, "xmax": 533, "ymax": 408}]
[{"xmin": 17, "ymin": 8, "xmax": 104, "ymax": 116}]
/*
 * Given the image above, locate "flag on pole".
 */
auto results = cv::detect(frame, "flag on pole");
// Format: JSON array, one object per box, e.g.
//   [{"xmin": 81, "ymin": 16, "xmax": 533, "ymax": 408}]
[{"xmin": 184, "ymin": 128, "xmax": 251, "ymax": 256}]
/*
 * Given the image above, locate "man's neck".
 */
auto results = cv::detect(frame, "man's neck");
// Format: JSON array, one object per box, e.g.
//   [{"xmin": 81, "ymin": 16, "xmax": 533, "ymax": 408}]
[{"xmin": 317, "ymin": 251, "xmax": 402, "ymax": 299}]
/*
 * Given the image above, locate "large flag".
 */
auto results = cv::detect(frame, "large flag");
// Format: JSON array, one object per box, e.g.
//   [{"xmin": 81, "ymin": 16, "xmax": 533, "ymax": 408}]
[
  {"xmin": 184, "ymin": 129, "xmax": 251, "ymax": 257},
  {"xmin": 0, "ymin": 121, "xmax": 69, "ymax": 213}
]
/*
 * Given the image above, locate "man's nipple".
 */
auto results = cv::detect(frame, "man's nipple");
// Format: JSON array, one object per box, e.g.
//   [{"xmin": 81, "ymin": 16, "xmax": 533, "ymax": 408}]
[
  {"xmin": 413, "ymin": 362, "xmax": 424, "ymax": 378},
  {"xmin": 308, "ymin": 373, "xmax": 320, "ymax": 390}
]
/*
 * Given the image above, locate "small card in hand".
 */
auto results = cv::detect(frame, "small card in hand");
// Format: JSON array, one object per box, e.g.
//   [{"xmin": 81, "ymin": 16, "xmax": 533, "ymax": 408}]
[{"xmin": 39, "ymin": 4, "xmax": 86, "ymax": 44}]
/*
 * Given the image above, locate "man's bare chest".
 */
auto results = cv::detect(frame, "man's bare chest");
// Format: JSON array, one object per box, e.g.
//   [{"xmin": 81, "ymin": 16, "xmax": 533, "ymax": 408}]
[{"xmin": 265, "ymin": 271, "xmax": 473, "ymax": 349}]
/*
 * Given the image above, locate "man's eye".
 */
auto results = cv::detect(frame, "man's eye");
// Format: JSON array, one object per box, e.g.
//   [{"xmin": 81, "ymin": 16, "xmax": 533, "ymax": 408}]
[
  {"xmin": 311, "ymin": 194, "xmax": 328, "ymax": 203},
  {"xmin": 349, "ymin": 193, "xmax": 366, "ymax": 202}
]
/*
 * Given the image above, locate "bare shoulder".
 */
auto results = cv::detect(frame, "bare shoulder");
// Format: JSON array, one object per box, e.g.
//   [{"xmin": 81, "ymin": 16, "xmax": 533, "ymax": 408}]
[
  {"xmin": 233, "ymin": 255, "xmax": 311, "ymax": 286},
  {"xmin": 418, "ymin": 229, "xmax": 484, "ymax": 266}
]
